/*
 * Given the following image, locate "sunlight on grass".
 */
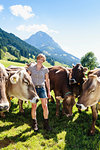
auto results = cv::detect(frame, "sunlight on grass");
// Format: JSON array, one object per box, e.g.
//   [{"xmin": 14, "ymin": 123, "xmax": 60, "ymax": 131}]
[{"xmin": 0, "ymin": 60, "xmax": 100, "ymax": 150}]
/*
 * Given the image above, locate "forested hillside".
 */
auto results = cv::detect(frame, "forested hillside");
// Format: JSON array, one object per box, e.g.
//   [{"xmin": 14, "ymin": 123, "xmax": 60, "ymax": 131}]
[{"xmin": 0, "ymin": 28, "xmax": 54, "ymax": 65}]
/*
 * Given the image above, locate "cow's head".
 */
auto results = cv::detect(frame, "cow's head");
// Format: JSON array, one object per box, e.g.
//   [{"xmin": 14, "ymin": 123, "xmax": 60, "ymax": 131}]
[
  {"xmin": 8, "ymin": 69, "xmax": 39, "ymax": 102},
  {"xmin": 56, "ymin": 92, "xmax": 75, "ymax": 117},
  {"xmin": 76, "ymin": 75, "xmax": 100, "ymax": 110},
  {"xmin": 69, "ymin": 64, "xmax": 88, "ymax": 85},
  {"xmin": 69, "ymin": 64, "xmax": 88, "ymax": 96},
  {"xmin": 0, "ymin": 63, "xmax": 10, "ymax": 112}
]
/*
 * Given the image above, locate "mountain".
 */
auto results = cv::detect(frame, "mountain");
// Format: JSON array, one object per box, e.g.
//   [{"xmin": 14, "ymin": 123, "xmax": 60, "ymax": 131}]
[
  {"xmin": 25, "ymin": 31, "xmax": 80, "ymax": 66},
  {"xmin": 0, "ymin": 28, "xmax": 54, "ymax": 65}
]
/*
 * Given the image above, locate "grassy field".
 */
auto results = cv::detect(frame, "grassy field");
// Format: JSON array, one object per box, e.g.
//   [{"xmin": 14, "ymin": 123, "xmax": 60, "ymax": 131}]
[
  {"xmin": 0, "ymin": 60, "xmax": 100, "ymax": 150},
  {"xmin": 1, "ymin": 52, "xmax": 68, "ymax": 68}
]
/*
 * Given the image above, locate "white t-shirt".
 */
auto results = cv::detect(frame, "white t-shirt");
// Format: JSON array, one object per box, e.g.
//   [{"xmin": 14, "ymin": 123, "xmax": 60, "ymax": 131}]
[{"xmin": 27, "ymin": 63, "xmax": 49, "ymax": 86}]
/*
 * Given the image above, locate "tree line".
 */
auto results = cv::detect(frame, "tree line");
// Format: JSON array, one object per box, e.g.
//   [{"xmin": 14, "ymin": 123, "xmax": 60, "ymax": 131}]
[{"xmin": 0, "ymin": 28, "xmax": 55, "ymax": 65}]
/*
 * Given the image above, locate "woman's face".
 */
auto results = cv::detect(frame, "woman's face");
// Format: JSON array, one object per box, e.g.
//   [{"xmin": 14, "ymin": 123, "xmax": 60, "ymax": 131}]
[{"xmin": 37, "ymin": 58, "xmax": 44, "ymax": 64}]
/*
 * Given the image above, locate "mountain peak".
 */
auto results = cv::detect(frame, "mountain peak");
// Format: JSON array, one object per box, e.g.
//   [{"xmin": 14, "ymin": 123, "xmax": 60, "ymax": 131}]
[
  {"xmin": 31, "ymin": 31, "xmax": 53, "ymax": 40},
  {"xmin": 35, "ymin": 31, "xmax": 47, "ymax": 35},
  {"xmin": 25, "ymin": 31, "xmax": 80, "ymax": 66}
]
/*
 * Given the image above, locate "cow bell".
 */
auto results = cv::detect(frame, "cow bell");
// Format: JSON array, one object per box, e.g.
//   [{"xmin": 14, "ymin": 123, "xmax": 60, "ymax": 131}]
[{"xmin": 97, "ymin": 100, "xmax": 100, "ymax": 110}]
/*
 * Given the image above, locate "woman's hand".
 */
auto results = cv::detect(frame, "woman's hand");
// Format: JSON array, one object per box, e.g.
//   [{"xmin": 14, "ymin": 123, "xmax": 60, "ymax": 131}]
[{"xmin": 48, "ymin": 91, "xmax": 51, "ymax": 99}]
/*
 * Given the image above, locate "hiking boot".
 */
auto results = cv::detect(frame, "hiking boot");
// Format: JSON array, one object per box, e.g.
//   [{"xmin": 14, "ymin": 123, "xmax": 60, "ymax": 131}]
[
  {"xmin": 32, "ymin": 119, "xmax": 38, "ymax": 132},
  {"xmin": 43, "ymin": 119, "xmax": 52, "ymax": 131}
]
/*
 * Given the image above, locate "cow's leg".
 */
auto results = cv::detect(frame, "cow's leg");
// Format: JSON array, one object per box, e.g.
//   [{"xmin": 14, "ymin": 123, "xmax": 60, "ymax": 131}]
[
  {"xmin": 50, "ymin": 95, "xmax": 55, "ymax": 103},
  {"xmin": 89, "ymin": 105, "xmax": 98, "ymax": 135},
  {"xmin": 0, "ymin": 112, "xmax": 6, "ymax": 118},
  {"xmin": 18, "ymin": 99, "xmax": 24, "ymax": 113},
  {"xmin": 47, "ymin": 96, "xmax": 55, "ymax": 103},
  {"xmin": 56, "ymin": 99, "xmax": 60, "ymax": 116}
]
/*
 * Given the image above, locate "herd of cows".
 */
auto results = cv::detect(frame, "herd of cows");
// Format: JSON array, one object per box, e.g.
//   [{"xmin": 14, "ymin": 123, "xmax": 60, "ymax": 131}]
[{"xmin": 0, "ymin": 62, "xmax": 100, "ymax": 136}]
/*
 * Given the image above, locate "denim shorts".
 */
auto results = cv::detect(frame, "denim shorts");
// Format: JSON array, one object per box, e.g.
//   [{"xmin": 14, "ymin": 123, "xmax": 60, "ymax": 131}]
[{"xmin": 35, "ymin": 87, "xmax": 47, "ymax": 98}]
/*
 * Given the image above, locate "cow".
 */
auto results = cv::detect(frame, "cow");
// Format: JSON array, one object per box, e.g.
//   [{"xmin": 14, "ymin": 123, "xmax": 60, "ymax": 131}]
[
  {"xmin": 0, "ymin": 63, "xmax": 10, "ymax": 117},
  {"xmin": 0, "ymin": 66, "xmax": 39, "ymax": 117},
  {"xmin": 6, "ymin": 67, "xmax": 39, "ymax": 101},
  {"xmin": 76, "ymin": 74, "xmax": 100, "ymax": 135},
  {"xmin": 6, "ymin": 64, "xmax": 38, "ymax": 114},
  {"xmin": 48, "ymin": 66, "xmax": 75, "ymax": 117}
]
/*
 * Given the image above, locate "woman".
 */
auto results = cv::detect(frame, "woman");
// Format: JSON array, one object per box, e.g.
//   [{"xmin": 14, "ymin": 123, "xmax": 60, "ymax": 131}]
[{"xmin": 27, "ymin": 54, "xmax": 51, "ymax": 132}]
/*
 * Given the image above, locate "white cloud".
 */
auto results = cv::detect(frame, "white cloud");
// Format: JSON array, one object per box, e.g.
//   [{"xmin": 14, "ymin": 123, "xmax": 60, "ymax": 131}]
[
  {"xmin": 10, "ymin": 5, "xmax": 35, "ymax": 20},
  {"xmin": 16, "ymin": 24, "xmax": 59, "ymax": 34},
  {"xmin": 0, "ymin": 5, "xmax": 4, "ymax": 12}
]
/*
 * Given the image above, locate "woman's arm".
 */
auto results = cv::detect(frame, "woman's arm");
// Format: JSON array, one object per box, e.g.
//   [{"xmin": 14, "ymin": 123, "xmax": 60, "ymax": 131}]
[{"xmin": 45, "ymin": 73, "xmax": 51, "ymax": 98}]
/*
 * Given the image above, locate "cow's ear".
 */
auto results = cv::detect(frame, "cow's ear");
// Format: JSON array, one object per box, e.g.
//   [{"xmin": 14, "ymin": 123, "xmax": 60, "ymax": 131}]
[
  {"xmin": 10, "ymin": 74, "xmax": 19, "ymax": 84},
  {"xmin": 56, "ymin": 96, "xmax": 64, "ymax": 100},
  {"xmin": 72, "ymin": 64, "xmax": 75, "ymax": 68},
  {"xmin": 83, "ymin": 67, "xmax": 88, "ymax": 72}
]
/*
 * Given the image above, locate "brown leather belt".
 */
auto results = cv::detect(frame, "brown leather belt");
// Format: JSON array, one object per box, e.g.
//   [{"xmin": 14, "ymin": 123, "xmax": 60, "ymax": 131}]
[{"xmin": 35, "ymin": 85, "xmax": 43, "ymax": 88}]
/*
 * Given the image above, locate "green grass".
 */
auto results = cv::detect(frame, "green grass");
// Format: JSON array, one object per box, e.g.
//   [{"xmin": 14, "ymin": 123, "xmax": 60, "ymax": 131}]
[
  {"xmin": 3, "ymin": 52, "xmax": 17, "ymax": 60},
  {"xmin": 0, "ymin": 60, "xmax": 25, "ymax": 68},
  {"xmin": 2, "ymin": 52, "xmax": 69, "ymax": 68},
  {"xmin": 0, "ymin": 97, "xmax": 100, "ymax": 150},
  {"xmin": 0, "ymin": 60, "xmax": 100, "ymax": 150}
]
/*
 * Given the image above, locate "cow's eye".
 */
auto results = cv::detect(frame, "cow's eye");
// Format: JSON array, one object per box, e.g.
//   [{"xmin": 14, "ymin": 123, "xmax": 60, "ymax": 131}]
[
  {"xmin": 23, "ymin": 79, "xmax": 29, "ymax": 85},
  {"xmin": 90, "ymin": 89, "xmax": 95, "ymax": 93}
]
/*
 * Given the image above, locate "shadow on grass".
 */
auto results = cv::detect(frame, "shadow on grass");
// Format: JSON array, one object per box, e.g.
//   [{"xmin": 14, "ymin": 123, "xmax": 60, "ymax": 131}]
[
  {"xmin": 0, "ymin": 100, "xmax": 100, "ymax": 150},
  {"xmin": 0, "ymin": 137, "xmax": 14, "ymax": 149}
]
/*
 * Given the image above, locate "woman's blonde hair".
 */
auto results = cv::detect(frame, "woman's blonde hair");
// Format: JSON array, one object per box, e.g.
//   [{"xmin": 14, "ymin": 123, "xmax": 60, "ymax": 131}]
[{"xmin": 37, "ymin": 53, "xmax": 46, "ymax": 62}]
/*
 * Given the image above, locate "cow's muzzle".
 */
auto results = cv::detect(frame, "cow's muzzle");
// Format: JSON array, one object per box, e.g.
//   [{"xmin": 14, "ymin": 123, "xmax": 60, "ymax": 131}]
[
  {"xmin": 30, "ymin": 96, "xmax": 39, "ymax": 104},
  {"xmin": 76, "ymin": 103, "xmax": 87, "ymax": 110},
  {"xmin": 0, "ymin": 104, "xmax": 9, "ymax": 112},
  {"xmin": 69, "ymin": 78, "xmax": 77, "ymax": 85},
  {"xmin": 66, "ymin": 113, "xmax": 73, "ymax": 117}
]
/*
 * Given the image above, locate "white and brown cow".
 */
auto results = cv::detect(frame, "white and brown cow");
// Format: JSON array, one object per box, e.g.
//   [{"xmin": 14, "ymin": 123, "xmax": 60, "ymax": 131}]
[
  {"xmin": 0, "ymin": 63, "xmax": 10, "ymax": 117},
  {"xmin": 6, "ymin": 67, "xmax": 39, "ymax": 102},
  {"xmin": 0, "ymin": 66, "xmax": 39, "ymax": 117},
  {"xmin": 76, "ymin": 74, "xmax": 100, "ymax": 135}
]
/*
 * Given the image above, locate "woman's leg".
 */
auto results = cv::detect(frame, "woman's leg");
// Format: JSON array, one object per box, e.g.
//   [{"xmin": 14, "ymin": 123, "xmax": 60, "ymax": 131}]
[
  {"xmin": 31, "ymin": 103, "xmax": 37, "ymax": 119},
  {"xmin": 40, "ymin": 98, "xmax": 51, "ymax": 131},
  {"xmin": 40, "ymin": 98, "xmax": 48, "ymax": 119},
  {"xmin": 31, "ymin": 103, "xmax": 38, "ymax": 131}
]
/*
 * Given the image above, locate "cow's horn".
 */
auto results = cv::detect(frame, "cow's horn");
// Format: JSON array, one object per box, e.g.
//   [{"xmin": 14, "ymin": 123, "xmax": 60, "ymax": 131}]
[{"xmin": 56, "ymin": 96, "xmax": 64, "ymax": 100}]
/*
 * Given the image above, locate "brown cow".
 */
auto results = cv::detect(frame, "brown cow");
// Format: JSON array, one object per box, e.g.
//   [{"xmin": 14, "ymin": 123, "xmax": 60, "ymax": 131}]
[
  {"xmin": 48, "ymin": 66, "xmax": 75, "ymax": 117},
  {"xmin": 0, "ymin": 63, "xmax": 10, "ymax": 112},
  {"xmin": 69, "ymin": 64, "xmax": 88, "ymax": 97},
  {"xmin": 76, "ymin": 74, "xmax": 100, "ymax": 135}
]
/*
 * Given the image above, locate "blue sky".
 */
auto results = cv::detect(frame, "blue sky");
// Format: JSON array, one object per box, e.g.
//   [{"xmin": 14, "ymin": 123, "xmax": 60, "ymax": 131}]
[{"xmin": 0, "ymin": 0, "xmax": 100, "ymax": 63}]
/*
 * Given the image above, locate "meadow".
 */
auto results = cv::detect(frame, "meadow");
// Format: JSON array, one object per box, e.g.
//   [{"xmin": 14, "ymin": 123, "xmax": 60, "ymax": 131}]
[{"xmin": 0, "ymin": 60, "xmax": 100, "ymax": 150}]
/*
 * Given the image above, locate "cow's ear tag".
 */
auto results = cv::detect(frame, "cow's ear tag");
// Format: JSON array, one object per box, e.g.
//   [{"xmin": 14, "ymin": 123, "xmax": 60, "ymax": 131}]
[{"xmin": 10, "ymin": 74, "xmax": 19, "ymax": 84}]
